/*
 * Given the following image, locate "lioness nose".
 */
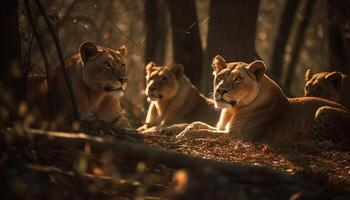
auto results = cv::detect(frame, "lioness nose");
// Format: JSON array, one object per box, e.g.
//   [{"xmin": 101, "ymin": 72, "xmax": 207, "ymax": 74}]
[
  {"xmin": 118, "ymin": 78, "xmax": 127, "ymax": 84},
  {"xmin": 217, "ymin": 88, "xmax": 229, "ymax": 95}
]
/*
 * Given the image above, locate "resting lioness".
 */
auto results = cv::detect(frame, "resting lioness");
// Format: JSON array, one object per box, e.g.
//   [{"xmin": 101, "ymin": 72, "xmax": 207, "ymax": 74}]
[
  {"xmin": 177, "ymin": 56, "xmax": 350, "ymax": 146},
  {"xmin": 138, "ymin": 62, "xmax": 220, "ymax": 132},
  {"xmin": 28, "ymin": 41, "xmax": 131, "ymax": 127},
  {"xmin": 304, "ymin": 69, "xmax": 350, "ymax": 110}
]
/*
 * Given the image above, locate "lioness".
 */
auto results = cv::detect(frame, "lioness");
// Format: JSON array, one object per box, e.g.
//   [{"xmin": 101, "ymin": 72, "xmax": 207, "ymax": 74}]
[
  {"xmin": 138, "ymin": 62, "xmax": 220, "ymax": 132},
  {"xmin": 177, "ymin": 56, "xmax": 350, "ymax": 146},
  {"xmin": 28, "ymin": 41, "xmax": 131, "ymax": 127},
  {"xmin": 304, "ymin": 69, "xmax": 350, "ymax": 110}
]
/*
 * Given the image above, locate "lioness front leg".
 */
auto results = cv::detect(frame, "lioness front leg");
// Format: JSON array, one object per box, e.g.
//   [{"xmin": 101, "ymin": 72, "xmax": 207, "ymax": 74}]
[
  {"xmin": 176, "ymin": 129, "xmax": 227, "ymax": 139},
  {"xmin": 95, "ymin": 95, "xmax": 132, "ymax": 128},
  {"xmin": 216, "ymin": 108, "xmax": 235, "ymax": 131},
  {"xmin": 139, "ymin": 123, "xmax": 190, "ymax": 135},
  {"xmin": 158, "ymin": 123, "xmax": 190, "ymax": 136},
  {"xmin": 176, "ymin": 121, "xmax": 226, "ymax": 138},
  {"xmin": 184, "ymin": 121, "xmax": 218, "ymax": 131},
  {"xmin": 138, "ymin": 103, "xmax": 159, "ymax": 132}
]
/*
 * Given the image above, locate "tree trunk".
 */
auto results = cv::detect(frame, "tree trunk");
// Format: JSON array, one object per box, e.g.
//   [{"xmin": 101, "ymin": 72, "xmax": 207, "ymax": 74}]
[
  {"xmin": 168, "ymin": 0, "xmax": 203, "ymax": 87},
  {"xmin": 144, "ymin": 0, "xmax": 167, "ymax": 65},
  {"xmin": 0, "ymin": 0, "xmax": 25, "ymax": 122},
  {"xmin": 285, "ymin": 0, "xmax": 315, "ymax": 90},
  {"xmin": 327, "ymin": 0, "xmax": 350, "ymax": 74},
  {"xmin": 201, "ymin": 0, "xmax": 260, "ymax": 93},
  {"xmin": 270, "ymin": 0, "xmax": 301, "ymax": 82}
]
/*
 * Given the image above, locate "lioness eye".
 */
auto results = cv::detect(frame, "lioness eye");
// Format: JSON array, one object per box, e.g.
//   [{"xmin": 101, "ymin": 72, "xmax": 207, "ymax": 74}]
[
  {"xmin": 234, "ymin": 76, "xmax": 243, "ymax": 82},
  {"xmin": 103, "ymin": 61, "xmax": 113, "ymax": 70}
]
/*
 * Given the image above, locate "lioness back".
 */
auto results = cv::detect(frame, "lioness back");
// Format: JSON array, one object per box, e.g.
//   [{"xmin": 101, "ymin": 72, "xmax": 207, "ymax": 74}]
[
  {"xmin": 304, "ymin": 70, "xmax": 350, "ymax": 110},
  {"xmin": 27, "ymin": 41, "xmax": 131, "ymax": 127},
  {"xmin": 139, "ymin": 61, "xmax": 220, "ymax": 130},
  {"xmin": 267, "ymin": 97, "xmax": 346, "ymax": 144}
]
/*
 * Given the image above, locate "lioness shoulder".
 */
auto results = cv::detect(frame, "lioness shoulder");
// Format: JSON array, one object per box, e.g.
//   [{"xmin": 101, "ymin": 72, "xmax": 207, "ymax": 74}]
[{"xmin": 304, "ymin": 69, "xmax": 350, "ymax": 110}]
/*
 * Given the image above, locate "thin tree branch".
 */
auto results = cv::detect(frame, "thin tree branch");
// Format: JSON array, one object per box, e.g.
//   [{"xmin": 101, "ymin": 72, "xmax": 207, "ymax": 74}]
[
  {"xmin": 35, "ymin": 0, "xmax": 80, "ymax": 121},
  {"xmin": 24, "ymin": 0, "xmax": 55, "ymax": 118}
]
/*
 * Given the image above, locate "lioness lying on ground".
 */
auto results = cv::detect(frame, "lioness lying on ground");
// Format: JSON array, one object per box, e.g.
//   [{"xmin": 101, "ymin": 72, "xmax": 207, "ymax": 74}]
[
  {"xmin": 304, "ymin": 69, "xmax": 350, "ymax": 110},
  {"xmin": 176, "ymin": 56, "xmax": 350, "ymax": 146},
  {"xmin": 28, "ymin": 41, "xmax": 131, "ymax": 127},
  {"xmin": 138, "ymin": 62, "xmax": 220, "ymax": 132}
]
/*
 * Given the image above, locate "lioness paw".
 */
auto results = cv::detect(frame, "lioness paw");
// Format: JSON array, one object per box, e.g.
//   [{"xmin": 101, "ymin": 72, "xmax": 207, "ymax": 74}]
[
  {"xmin": 137, "ymin": 124, "xmax": 149, "ymax": 132},
  {"xmin": 139, "ymin": 126, "xmax": 159, "ymax": 134},
  {"xmin": 175, "ymin": 130, "xmax": 192, "ymax": 139}
]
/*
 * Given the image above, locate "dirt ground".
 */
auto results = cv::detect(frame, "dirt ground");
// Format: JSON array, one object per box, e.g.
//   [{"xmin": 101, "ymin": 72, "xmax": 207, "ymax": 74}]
[
  {"xmin": 2, "ymin": 126, "xmax": 350, "ymax": 199},
  {"xmin": 145, "ymin": 135, "xmax": 350, "ymax": 187}
]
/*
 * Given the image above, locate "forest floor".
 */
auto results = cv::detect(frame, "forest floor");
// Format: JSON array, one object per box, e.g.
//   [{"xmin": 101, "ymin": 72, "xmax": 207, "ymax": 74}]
[{"xmin": 2, "ymin": 124, "xmax": 350, "ymax": 199}]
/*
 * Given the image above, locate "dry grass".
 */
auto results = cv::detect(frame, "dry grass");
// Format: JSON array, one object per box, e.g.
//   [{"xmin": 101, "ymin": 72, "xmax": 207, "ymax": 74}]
[
  {"xmin": 144, "ymin": 134, "xmax": 350, "ymax": 189},
  {"xmin": 3, "ymin": 126, "xmax": 350, "ymax": 199}
]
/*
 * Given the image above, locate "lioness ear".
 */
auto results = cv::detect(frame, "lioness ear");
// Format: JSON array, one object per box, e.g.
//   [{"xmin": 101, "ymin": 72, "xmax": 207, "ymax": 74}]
[
  {"xmin": 169, "ymin": 64, "xmax": 184, "ymax": 79},
  {"xmin": 146, "ymin": 61, "xmax": 157, "ymax": 76},
  {"xmin": 247, "ymin": 60, "xmax": 266, "ymax": 81},
  {"xmin": 325, "ymin": 71, "xmax": 342, "ymax": 90},
  {"xmin": 305, "ymin": 69, "xmax": 313, "ymax": 82},
  {"xmin": 79, "ymin": 41, "xmax": 99, "ymax": 63},
  {"xmin": 212, "ymin": 55, "xmax": 226, "ymax": 74},
  {"xmin": 117, "ymin": 45, "xmax": 127, "ymax": 57}
]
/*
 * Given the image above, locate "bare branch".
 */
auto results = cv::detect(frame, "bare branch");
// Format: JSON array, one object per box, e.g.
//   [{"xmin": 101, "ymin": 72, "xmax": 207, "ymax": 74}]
[
  {"xmin": 35, "ymin": 0, "xmax": 80, "ymax": 121},
  {"xmin": 24, "ymin": 0, "xmax": 55, "ymax": 118}
]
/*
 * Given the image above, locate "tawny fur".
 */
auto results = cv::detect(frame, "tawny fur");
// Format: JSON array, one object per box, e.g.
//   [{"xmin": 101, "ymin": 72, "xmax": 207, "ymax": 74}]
[
  {"xmin": 138, "ymin": 62, "xmax": 220, "ymax": 132},
  {"xmin": 304, "ymin": 70, "xmax": 350, "ymax": 110},
  {"xmin": 27, "ymin": 42, "xmax": 130, "ymax": 127},
  {"xmin": 176, "ymin": 56, "xmax": 350, "ymax": 146}
]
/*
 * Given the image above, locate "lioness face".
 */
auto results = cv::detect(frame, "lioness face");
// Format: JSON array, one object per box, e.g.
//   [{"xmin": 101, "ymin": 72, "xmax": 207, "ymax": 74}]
[
  {"xmin": 211, "ymin": 55, "xmax": 266, "ymax": 109},
  {"xmin": 145, "ymin": 62, "xmax": 184, "ymax": 102},
  {"xmin": 304, "ymin": 70, "xmax": 343, "ymax": 102},
  {"xmin": 79, "ymin": 42, "xmax": 128, "ymax": 97}
]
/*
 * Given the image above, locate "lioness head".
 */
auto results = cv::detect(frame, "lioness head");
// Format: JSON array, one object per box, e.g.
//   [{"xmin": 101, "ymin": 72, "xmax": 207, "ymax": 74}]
[
  {"xmin": 304, "ymin": 69, "xmax": 343, "ymax": 102},
  {"xmin": 211, "ymin": 55, "xmax": 266, "ymax": 109},
  {"xmin": 79, "ymin": 41, "xmax": 128, "ymax": 97},
  {"xmin": 145, "ymin": 62, "xmax": 184, "ymax": 102}
]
